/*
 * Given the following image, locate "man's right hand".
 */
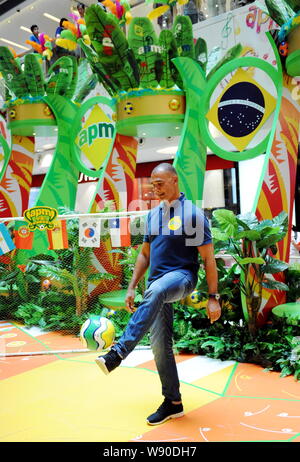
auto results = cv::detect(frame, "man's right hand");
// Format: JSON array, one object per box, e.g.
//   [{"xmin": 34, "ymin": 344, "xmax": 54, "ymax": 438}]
[{"xmin": 125, "ymin": 288, "xmax": 135, "ymax": 313}]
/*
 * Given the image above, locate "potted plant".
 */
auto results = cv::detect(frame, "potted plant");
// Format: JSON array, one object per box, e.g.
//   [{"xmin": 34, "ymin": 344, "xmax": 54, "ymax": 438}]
[{"xmin": 211, "ymin": 209, "xmax": 289, "ymax": 336}]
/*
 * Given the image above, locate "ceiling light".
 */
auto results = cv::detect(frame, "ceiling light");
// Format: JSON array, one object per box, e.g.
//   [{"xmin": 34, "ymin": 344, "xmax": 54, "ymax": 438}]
[
  {"xmin": 20, "ymin": 26, "xmax": 31, "ymax": 33},
  {"xmin": 40, "ymin": 153, "xmax": 53, "ymax": 168},
  {"xmin": 156, "ymin": 146, "xmax": 178, "ymax": 155},
  {"xmin": 43, "ymin": 13, "xmax": 60, "ymax": 23},
  {"xmin": 0, "ymin": 38, "xmax": 29, "ymax": 50},
  {"xmin": 43, "ymin": 144, "xmax": 55, "ymax": 150}
]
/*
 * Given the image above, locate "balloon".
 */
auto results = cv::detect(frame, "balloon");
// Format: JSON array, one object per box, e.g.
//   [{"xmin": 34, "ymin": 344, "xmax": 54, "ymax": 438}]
[
  {"xmin": 79, "ymin": 24, "xmax": 87, "ymax": 35},
  {"xmin": 115, "ymin": 0, "xmax": 124, "ymax": 19},
  {"xmin": 69, "ymin": 12, "xmax": 79, "ymax": 22},
  {"xmin": 62, "ymin": 20, "xmax": 78, "ymax": 37},
  {"xmin": 147, "ymin": 5, "xmax": 170, "ymax": 21},
  {"xmin": 25, "ymin": 40, "xmax": 42, "ymax": 53},
  {"xmin": 61, "ymin": 29, "xmax": 77, "ymax": 42},
  {"xmin": 43, "ymin": 48, "xmax": 53, "ymax": 60},
  {"xmin": 44, "ymin": 40, "xmax": 53, "ymax": 50},
  {"xmin": 103, "ymin": 0, "xmax": 117, "ymax": 16},
  {"xmin": 56, "ymin": 38, "xmax": 78, "ymax": 51},
  {"xmin": 8, "ymin": 47, "xmax": 17, "ymax": 58},
  {"xmin": 83, "ymin": 35, "xmax": 91, "ymax": 46},
  {"xmin": 125, "ymin": 11, "xmax": 132, "ymax": 24}
]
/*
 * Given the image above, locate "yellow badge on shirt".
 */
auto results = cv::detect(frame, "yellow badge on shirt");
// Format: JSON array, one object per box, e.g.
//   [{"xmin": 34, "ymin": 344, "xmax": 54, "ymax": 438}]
[{"xmin": 168, "ymin": 216, "xmax": 182, "ymax": 231}]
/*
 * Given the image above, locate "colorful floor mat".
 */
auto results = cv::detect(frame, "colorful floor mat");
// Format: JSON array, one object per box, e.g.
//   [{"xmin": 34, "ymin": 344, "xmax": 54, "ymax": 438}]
[{"xmin": 0, "ymin": 321, "xmax": 299, "ymax": 442}]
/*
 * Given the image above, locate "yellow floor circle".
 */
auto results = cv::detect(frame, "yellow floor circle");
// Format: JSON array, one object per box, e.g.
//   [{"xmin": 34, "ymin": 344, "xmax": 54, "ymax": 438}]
[
  {"xmin": 0, "ymin": 333, "xmax": 17, "ymax": 339},
  {"xmin": 6, "ymin": 341, "xmax": 26, "ymax": 347}
]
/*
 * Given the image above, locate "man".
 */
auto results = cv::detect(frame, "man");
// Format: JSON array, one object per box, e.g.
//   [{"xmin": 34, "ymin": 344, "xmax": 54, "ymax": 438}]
[
  {"xmin": 29, "ymin": 25, "xmax": 40, "ymax": 52},
  {"xmin": 96, "ymin": 163, "xmax": 221, "ymax": 425},
  {"xmin": 183, "ymin": 0, "xmax": 199, "ymax": 24},
  {"xmin": 77, "ymin": 2, "xmax": 86, "ymax": 18}
]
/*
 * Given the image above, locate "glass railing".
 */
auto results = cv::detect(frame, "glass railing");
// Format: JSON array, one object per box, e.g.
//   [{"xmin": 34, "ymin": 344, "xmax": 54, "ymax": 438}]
[{"xmin": 156, "ymin": 0, "xmax": 256, "ymax": 29}]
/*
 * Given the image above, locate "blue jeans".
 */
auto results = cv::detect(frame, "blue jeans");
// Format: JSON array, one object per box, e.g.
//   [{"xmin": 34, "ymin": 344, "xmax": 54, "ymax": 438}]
[{"xmin": 113, "ymin": 269, "xmax": 197, "ymax": 401}]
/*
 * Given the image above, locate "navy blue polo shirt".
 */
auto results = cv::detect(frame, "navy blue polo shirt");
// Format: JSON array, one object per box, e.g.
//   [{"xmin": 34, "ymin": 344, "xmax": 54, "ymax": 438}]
[{"xmin": 143, "ymin": 193, "xmax": 212, "ymax": 284}]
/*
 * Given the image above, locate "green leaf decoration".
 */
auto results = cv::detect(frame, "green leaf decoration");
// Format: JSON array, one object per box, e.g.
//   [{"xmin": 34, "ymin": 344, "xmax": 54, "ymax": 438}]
[
  {"xmin": 237, "ymin": 257, "xmax": 265, "ymax": 265},
  {"xmin": 158, "ymin": 29, "xmax": 178, "ymax": 88},
  {"xmin": 195, "ymin": 37, "xmax": 208, "ymax": 74},
  {"xmin": 256, "ymin": 225, "xmax": 280, "ymax": 238},
  {"xmin": 265, "ymin": 0, "xmax": 295, "ymax": 25},
  {"xmin": 271, "ymin": 211, "xmax": 288, "ymax": 232},
  {"xmin": 64, "ymin": 55, "xmax": 78, "ymax": 99},
  {"xmin": 257, "ymin": 232, "xmax": 286, "ymax": 249},
  {"xmin": 284, "ymin": 0, "xmax": 300, "ymax": 12},
  {"xmin": 211, "ymin": 227, "xmax": 229, "ymax": 241},
  {"xmin": 261, "ymin": 256, "xmax": 289, "ymax": 274},
  {"xmin": 207, "ymin": 43, "xmax": 242, "ymax": 81},
  {"xmin": 78, "ymin": 39, "xmax": 119, "ymax": 96},
  {"xmin": 236, "ymin": 230, "xmax": 262, "ymax": 241},
  {"xmin": 236, "ymin": 212, "xmax": 259, "ymax": 230},
  {"xmin": 24, "ymin": 53, "xmax": 45, "ymax": 97},
  {"xmin": 126, "ymin": 48, "xmax": 140, "ymax": 84},
  {"xmin": 0, "ymin": 46, "xmax": 29, "ymax": 98},
  {"xmin": 212, "ymin": 209, "xmax": 238, "ymax": 237},
  {"xmin": 128, "ymin": 17, "xmax": 161, "ymax": 88},
  {"xmin": 85, "ymin": 4, "xmax": 139, "ymax": 91},
  {"xmin": 262, "ymin": 278, "xmax": 289, "ymax": 291},
  {"xmin": 74, "ymin": 73, "xmax": 98, "ymax": 103},
  {"xmin": 172, "ymin": 15, "xmax": 195, "ymax": 60},
  {"xmin": 46, "ymin": 56, "xmax": 74, "ymax": 96}
]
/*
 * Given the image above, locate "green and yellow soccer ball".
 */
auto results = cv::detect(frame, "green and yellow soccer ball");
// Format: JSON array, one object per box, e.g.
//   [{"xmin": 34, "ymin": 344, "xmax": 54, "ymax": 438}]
[{"xmin": 80, "ymin": 316, "xmax": 115, "ymax": 351}]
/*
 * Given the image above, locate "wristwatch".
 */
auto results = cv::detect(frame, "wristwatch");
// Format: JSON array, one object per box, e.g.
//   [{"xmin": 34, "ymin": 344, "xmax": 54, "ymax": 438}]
[{"xmin": 208, "ymin": 293, "xmax": 221, "ymax": 301}]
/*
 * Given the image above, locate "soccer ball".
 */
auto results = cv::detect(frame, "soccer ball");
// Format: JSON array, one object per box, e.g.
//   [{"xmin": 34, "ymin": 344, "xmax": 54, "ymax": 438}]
[
  {"xmin": 80, "ymin": 316, "xmax": 115, "ymax": 351},
  {"xmin": 124, "ymin": 102, "xmax": 134, "ymax": 114}
]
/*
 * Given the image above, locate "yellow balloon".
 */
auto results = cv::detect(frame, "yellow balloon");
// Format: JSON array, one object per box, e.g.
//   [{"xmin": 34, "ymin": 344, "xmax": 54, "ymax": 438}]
[
  {"xmin": 147, "ymin": 5, "xmax": 170, "ymax": 21},
  {"xmin": 83, "ymin": 35, "xmax": 91, "ymax": 46},
  {"xmin": 125, "ymin": 11, "xmax": 132, "ymax": 25},
  {"xmin": 56, "ymin": 38, "xmax": 77, "ymax": 51}
]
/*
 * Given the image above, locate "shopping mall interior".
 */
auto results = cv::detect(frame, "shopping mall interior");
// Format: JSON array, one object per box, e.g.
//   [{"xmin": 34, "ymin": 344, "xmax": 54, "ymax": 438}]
[{"xmin": 0, "ymin": 0, "xmax": 300, "ymax": 447}]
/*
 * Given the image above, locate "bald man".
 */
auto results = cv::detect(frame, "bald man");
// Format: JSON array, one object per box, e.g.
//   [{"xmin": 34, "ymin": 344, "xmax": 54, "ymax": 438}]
[{"xmin": 96, "ymin": 163, "xmax": 221, "ymax": 425}]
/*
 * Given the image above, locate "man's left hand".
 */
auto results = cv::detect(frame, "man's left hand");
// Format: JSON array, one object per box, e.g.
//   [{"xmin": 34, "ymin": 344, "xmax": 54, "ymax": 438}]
[{"xmin": 206, "ymin": 299, "xmax": 221, "ymax": 324}]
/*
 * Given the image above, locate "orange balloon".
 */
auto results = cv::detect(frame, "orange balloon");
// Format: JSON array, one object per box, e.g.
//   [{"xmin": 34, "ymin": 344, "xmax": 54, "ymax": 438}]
[
  {"xmin": 25, "ymin": 40, "xmax": 42, "ymax": 53},
  {"xmin": 62, "ymin": 20, "xmax": 78, "ymax": 36}
]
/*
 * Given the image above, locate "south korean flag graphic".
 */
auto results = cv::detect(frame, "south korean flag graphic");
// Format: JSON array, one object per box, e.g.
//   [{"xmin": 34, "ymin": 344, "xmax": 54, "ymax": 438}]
[{"xmin": 79, "ymin": 217, "xmax": 101, "ymax": 248}]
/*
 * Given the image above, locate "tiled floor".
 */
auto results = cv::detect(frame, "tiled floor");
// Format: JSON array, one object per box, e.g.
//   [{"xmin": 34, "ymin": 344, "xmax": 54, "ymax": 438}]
[{"xmin": 0, "ymin": 320, "xmax": 299, "ymax": 442}]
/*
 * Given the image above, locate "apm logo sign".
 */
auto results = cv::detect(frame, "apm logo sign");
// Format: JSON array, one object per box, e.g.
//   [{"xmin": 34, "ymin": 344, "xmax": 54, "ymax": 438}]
[
  {"xmin": 24, "ymin": 206, "xmax": 58, "ymax": 230},
  {"xmin": 76, "ymin": 104, "xmax": 115, "ymax": 170},
  {"xmin": 78, "ymin": 122, "xmax": 114, "ymax": 147}
]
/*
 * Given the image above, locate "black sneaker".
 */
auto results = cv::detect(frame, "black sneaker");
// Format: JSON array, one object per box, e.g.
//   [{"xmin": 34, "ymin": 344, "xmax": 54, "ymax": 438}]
[
  {"xmin": 95, "ymin": 348, "xmax": 122, "ymax": 375},
  {"xmin": 146, "ymin": 398, "xmax": 184, "ymax": 425}
]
